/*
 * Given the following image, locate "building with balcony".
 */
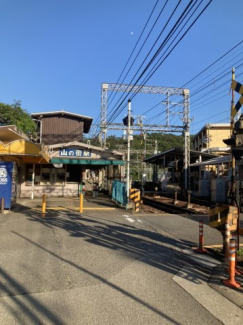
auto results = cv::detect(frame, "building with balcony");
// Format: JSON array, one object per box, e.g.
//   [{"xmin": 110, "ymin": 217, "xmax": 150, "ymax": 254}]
[{"xmin": 192, "ymin": 123, "xmax": 231, "ymax": 155}]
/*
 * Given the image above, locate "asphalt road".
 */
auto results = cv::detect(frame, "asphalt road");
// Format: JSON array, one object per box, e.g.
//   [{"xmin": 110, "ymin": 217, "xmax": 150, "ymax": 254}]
[{"xmin": 0, "ymin": 205, "xmax": 239, "ymax": 324}]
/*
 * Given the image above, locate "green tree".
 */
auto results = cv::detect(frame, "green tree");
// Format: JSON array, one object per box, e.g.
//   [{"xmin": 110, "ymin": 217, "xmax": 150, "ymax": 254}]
[{"xmin": 0, "ymin": 100, "xmax": 36, "ymax": 136}]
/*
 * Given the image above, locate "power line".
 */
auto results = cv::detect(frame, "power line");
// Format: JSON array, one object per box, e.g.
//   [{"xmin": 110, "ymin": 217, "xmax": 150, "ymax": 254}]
[
  {"xmin": 105, "ymin": 0, "xmax": 184, "ymax": 125},
  {"xmin": 92, "ymin": 1, "xmax": 213, "ymax": 140},
  {"xmin": 106, "ymin": 0, "xmax": 207, "ymax": 125},
  {"xmin": 190, "ymin": 76, "xmax": 243, "ymax": 133},
  {"xmin": 139, "ymin": 39, "xmax": 243, "ymax": 122},
  {"xmin": 113, "ymin": 0, "xmax": 212, "ymax": 124},
  {"xmin": 191, "ymin": 68, "xmax": 243, "ymax": 108},
  {"xmin": 135, "ymin": 0, "xmax": 204, "ymax": 92},
  {"xmin": 90, "ymin": 0, "xmax": 166, "ymax": 133},
  {"xmin": 106, "ymin": 0, "xmax": 162, "ymax": 109}
]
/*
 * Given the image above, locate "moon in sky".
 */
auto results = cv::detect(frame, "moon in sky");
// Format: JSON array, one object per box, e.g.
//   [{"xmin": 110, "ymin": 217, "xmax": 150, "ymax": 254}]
[{"xmin": 130, "ymin": 31, "xmax": 134, "ymax": 36}]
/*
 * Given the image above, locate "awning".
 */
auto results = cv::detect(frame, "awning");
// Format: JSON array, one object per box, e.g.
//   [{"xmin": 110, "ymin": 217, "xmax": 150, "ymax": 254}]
[
  {"xmin": 0, "ymin": 125, "xmax": 51, "ymax": 163},
  {"xmin": 143, "ymin": 147, "xmax": 217, "ymax": 165},
  {"xmin": 0, "ymin": 139, "xmax": 50, "ymax": 163},
  {"xmin": 190, "ymin": 155, "xmax": 231, "ymax": 167},
  {"xmin": 51, "ymin": 158, "xmax": 124, "ymax": 165}
]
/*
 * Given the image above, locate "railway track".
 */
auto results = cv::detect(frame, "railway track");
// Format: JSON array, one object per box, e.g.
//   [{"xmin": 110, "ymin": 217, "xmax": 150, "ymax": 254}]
[
  {"xmin": 145, "ymin": 192, "xmax": 212, "ymax": 207},
  {"xmin": 142, "ymin": 196, "xmax": 208, "ymax": 215}
]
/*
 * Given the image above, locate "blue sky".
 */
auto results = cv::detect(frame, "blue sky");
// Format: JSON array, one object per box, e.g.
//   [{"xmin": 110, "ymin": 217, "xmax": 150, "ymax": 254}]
[{"xmin": 0, "ymin": 0, "xmax": 243, "ymax": 137}]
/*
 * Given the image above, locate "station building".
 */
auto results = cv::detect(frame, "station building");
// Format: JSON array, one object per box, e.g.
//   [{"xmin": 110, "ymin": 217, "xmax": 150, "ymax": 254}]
[
  {"xmin": 143, "ymin": 123, "xmax": 232, "ymax": 202},
  {"xmin": 143, "ymin": 147, "xmax": 217, "ymax": 192},
  {"xmin": 0, "ymin": 110, "xmax": 124, "ymax": 199}
]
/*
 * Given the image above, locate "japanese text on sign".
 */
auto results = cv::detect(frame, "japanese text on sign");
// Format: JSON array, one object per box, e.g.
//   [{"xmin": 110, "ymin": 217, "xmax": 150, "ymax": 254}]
[{"xmin": 59, "ymin": 149, "xmax": 91, "ymax": 157}]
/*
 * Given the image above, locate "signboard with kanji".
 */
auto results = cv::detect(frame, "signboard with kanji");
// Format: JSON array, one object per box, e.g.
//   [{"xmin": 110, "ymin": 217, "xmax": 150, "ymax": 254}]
[{"xmin": 59, "ymin": 148, "xmax": 91, "ymax": 157}]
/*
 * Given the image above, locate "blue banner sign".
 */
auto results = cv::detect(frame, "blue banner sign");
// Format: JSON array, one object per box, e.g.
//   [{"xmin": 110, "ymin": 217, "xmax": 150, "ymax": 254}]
[
  {"xmin": 0, "ymin": 161, "xmax": 14, "ymax": 209},
  {"xmin": 59, "ymin": 148, "xmax": 91, "ymax": 157}
]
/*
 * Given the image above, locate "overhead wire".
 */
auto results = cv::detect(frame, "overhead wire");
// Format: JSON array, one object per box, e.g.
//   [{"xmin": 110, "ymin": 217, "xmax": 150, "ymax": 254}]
[
  {"xmin": 139, "ymin": 39, "xmax": 243, "ymax": 121},
  {"xmin": 130, "ymin": 0, "xmax": 206, "ymax": 125},
  {"xmin": 127, "ymin": 0, "xmax": 214, "ymax": 126},
  {"xmin": 134, "ymin": 0, "xmax": 204, "ymax": 93},
  {"xmin": 92, "ymin": 0, "xmax": 213, "ymax": 139},
  {"xmin": 106, "ymin": 0, "xmax": 162, "ymax": 109},
  {"xmin": 170, "ymin": 55, "xmax": 243, "ymax": 125},
  {"xmin": 115, "ymin": 0, "xmax": 212, "ymax": 125},
  {"xmin": 190, "ymin": 76, "xmax": 243, "ymax": 133},
  {"xmin": 187, "ymin": 47, "xmax": 243, "ymax": 91},
  {"xmin": 106, "ymin": 0, "xmax": 208, "ymax": 126},
  {"xmin": 105, "ymin": 0, "xmax": 184, "ymax": 125},
  {"xmin": 145, "ymin": 60, "xmax": 243, "ymax": 127},
  {"xmin": 128, "ymin": 0, "xmax": 212, "ymax": 101},
  {"xmin": 90, "ymin": 0, "xmax": 164, "ymax": 134}
]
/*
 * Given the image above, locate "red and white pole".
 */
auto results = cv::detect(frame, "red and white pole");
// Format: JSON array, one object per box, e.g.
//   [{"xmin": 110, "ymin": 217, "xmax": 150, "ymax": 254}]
[
  {"xmin": 195, "ymin": 220, "xmax": 207, "ymax": 253},
  {"xmin": 223, "ymin": 238, "xmax": 241, "ymax": 289},
  {"xmin": 224, "ymin": 220, "xmax": 230, "ymax": 263},
  {"xmin": 232, "ymin": 232, "xmax": 243, "ymax": 275}
]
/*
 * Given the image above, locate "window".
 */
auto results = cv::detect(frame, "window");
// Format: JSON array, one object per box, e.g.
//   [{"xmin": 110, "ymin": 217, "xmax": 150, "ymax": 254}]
[
  {"xmin": 41, "ymin": 168, "xmax": 51, "ymax": 185},
  {"xmin": 26, "ymin": 165, "xmax": 67, "ymax": 186},
  {"xmin": 56, "ymin": 168, "xmax": 66, "ymax": 184},
  {"xmin": 66, "ymin": 164, "xmax": 82, "ymax": 182},
  {"xmin": 25, "ymin": 164, "xmax": 41, "ymax": 185}
]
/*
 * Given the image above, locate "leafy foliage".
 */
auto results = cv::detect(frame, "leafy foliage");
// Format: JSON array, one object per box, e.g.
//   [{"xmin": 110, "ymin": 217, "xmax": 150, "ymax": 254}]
[
  {"xmin": 86, "ymin": 132, "xmax": 185, "ymax": 180},
  {"xmin": 105, "ymin": 132, "xmax": 184, "ymax": 153},
  {"xmin": 0, "ymin": 100, "xmax": 36, "ymax": 136},
  {"xmin": 87, "ymin": 132, "xmax": 184, "ymax": 152}
]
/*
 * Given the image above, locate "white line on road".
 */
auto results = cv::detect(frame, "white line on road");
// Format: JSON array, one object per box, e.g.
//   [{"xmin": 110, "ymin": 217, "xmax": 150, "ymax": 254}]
[{"xmin": 123, "ymin": 215, "xmax": 135, "ymax": 223}]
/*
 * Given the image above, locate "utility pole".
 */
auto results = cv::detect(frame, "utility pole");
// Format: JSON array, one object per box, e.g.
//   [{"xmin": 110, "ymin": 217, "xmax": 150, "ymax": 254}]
[
  {"xmin": 182, "ymin": 89, "xmax": 190, "ymax": 191},
  {"xmin": 154, "ymin": 140, "xmax": 158, "ymax": 154},
  {"xmin": 126, "ymin": 99, "xmax": 131, "ymax": 209},
  {"xmin": 230, "ymin": 68, "xmax": 236, "ymax": 204}
]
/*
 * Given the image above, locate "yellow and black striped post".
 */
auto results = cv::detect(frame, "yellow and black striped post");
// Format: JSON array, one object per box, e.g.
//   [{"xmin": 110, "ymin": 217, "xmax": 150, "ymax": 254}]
[
  {"xmin": 130, "ymin": 188, "xmax": 140, "ymax": 212},
  {"xmin": 231, "ymin": 79, "xmax": 243, "ymax": 118}
]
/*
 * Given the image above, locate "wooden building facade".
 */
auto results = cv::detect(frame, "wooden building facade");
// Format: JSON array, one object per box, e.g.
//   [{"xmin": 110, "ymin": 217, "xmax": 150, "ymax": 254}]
[{"xmin": 31, "ymin": 111, "xmax": 93, "ymax": 145}]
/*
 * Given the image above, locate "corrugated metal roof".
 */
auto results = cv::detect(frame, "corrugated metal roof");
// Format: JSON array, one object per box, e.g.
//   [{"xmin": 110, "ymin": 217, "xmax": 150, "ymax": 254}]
[
  {"xmin": 143, "ymin": 147, "xmax": 217, "ymax": 164},
  {"xmin": 190, "ymin": 154, "xmax": 231, "ymax": 167},
  {"xmin": 31, "ymin": 110, "xmax": 92, "ymax": 120}
]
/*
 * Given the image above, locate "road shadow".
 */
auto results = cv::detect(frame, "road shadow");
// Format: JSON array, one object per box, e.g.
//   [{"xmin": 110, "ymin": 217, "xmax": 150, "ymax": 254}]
[
  {"xmin": 2, "ymin": 207, "xmax": 213, "ymax": 324},
  {"xmin": 0, "ymin": 268, "xmax": 66, "ymax": 325},
  {"xmin": 21, "ymin": 208, "xmax": 207, "ymax": 284}
]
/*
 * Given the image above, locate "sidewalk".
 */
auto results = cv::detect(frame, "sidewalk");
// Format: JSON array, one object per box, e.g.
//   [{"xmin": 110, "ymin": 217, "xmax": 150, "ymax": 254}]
[
  {"xmin": 180, "ymin": 247, "xmax": 243, "ymax": 310},
  {"xmin": 11, "ymin": 193, "xmax": 118, "ymax": 213}
]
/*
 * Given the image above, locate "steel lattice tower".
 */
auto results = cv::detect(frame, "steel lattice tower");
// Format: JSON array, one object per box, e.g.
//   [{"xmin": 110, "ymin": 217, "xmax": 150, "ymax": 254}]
[{"xmin": 100, "ymin": 83, "xmax": 190, "ymax": 189}]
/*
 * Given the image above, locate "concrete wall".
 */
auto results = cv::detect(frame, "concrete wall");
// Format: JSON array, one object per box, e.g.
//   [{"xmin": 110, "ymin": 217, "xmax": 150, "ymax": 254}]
[
  {"xmin": 209, "ymin": 128, "xmax": 230, "ymax": 148},
  {"xmin": 19, "ymin": 163, "xmax": 125, "ymax": 197},
  {"xmin": 20, "ymin": 182, "xmax": 79, "ymax": 198},
  {"xmin": 192, "ymin": 127, "xmax": 230, "ymax": 151}
]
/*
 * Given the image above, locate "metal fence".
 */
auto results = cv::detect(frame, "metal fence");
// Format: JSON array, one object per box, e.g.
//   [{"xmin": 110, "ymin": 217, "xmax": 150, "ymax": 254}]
[{"xmin": 112, "ymin": 180, "xmax": 127, "ymax": 207}]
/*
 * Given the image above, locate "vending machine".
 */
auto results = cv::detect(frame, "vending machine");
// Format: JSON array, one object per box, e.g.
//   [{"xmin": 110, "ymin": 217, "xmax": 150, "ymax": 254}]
[{"xmin": 0, "ymin": 161, "xmax": 17, "ymax": 209}]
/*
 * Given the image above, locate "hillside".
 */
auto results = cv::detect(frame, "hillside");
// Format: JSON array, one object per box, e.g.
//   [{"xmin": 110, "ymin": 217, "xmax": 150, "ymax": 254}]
[{"xmin": 87, "ymin": 133, "xmax": 185, "ymax": 180}]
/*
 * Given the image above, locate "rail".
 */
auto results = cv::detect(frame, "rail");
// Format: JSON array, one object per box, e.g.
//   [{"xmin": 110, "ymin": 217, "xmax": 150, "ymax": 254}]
[{"xmin": 142, "ymin": 196, "xmax": 203, "ymax": 214}]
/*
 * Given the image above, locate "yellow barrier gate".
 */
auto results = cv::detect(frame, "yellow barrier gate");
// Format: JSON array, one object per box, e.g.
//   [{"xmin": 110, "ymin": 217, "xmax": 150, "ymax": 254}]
[
  {"xmin": 209, "ymin": 205, "xmax": 238, "ymax": 233},
  {"xmin": 130, "ymin": 189, "xmax": 140, "ymax": 212}
]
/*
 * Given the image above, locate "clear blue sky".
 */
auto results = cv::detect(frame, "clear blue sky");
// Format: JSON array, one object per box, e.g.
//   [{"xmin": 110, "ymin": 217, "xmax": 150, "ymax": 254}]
[{"xmin": 0, "ymin": 0, "xmax": 243, "ymax": 137}]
